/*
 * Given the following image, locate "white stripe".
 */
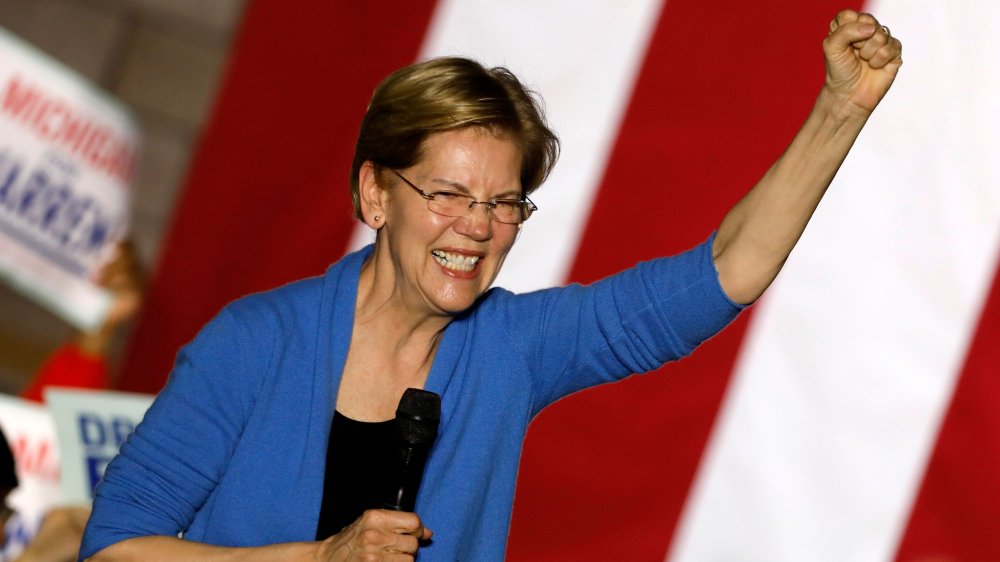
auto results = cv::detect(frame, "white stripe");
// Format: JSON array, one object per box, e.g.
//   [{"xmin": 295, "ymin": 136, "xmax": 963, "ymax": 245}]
[
  {"xmin": 670, "ymin": 2, "xmax": 1000, "ymax": 561},
  {"xmin": 346, "ymin": 0, "xmax": 664, "ymax": 293}
]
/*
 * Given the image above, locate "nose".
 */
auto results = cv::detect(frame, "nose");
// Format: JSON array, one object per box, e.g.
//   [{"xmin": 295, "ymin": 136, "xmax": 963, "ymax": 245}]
[{"xmin": 453, "ymin": 203, "xmax": 492, "ymax": 240}]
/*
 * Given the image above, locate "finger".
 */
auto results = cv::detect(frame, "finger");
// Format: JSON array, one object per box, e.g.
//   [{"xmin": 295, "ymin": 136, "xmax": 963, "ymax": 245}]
[
  {"xmin": 357, "ymin": 526, "xmax": 393, "ymax": 549},
  {"xmin": 95, "ymin": 251, "xmax": 122, "ymax": 284},
  {"xmin": 834, "ymin": 9, "xmax": 860, "ymax": 27},
  {"xmin": 850, "ymin": 12, "xmax": 886, "ymax": 47},
  {"xmin": 100, "ymin": 264, "xmax": 143, "ymax": 293},
  {"xmin": 400, "ymin": 524, "xmax": 432, "ymax": 542},
  {"xmin": 396, "ymin": 521, "xmax": 432, "ymax": 540},
  {"xmin": 868, "ymin": 38, "xmax": 903, "ymax": 70},
  {"xmin": 97, "ymin": 240, "xmax": 142, "ymax": 287},
  {"xmin": 857, "ymin": 25, "xmax": 891, "ymax": 60},
  {"xmin": 824, "ymin": 19, "xmax": 878, "ymax": 53},
  {"xmin": 362, "ymin": 509, "xmax": 432, "ymax": 542},
  {"xmin": 359, "ymin": 508, "xmax": 395, "ymax": 527},
  {"xmin": 386, "ymin": 533, "xmax": 419, "ymax": 554},
  {"xmin": 377, "ymin": 510, "xmax": 423, "ymax": 534},
  {"xmin": 828, "ymin": 9, "xmax": 858, "ymax": 36},
  {"xmin": 855, "ymin": 12, "xmax": 880, "ymax": 26},
  {"xmin": 100, "ymin": 260, "xmax": 130, "ymax": 284}
]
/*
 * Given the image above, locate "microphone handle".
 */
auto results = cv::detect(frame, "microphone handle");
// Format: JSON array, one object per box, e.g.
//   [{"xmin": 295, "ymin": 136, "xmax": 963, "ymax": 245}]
[{"xmin": 384, "ymin": 445, "xmax": 430, "ymax": 512}]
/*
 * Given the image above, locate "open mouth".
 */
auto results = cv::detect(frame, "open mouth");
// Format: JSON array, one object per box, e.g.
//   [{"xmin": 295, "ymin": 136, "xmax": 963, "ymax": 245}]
[{"xmin": 431, "ymin": 250, "xmax": 481, "ymax": 272}]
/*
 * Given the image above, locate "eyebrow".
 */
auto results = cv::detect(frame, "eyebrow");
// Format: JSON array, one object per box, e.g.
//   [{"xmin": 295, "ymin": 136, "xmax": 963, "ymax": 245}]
[{"xmin": 429, "ymin": 178, "xmax": 522, "ymax": 199}]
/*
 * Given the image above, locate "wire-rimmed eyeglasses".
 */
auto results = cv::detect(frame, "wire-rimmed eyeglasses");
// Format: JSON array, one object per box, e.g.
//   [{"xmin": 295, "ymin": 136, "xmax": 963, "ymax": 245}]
[{"xmin": 390, "ymin": 169, "xmax": 537, "ymax": 225}]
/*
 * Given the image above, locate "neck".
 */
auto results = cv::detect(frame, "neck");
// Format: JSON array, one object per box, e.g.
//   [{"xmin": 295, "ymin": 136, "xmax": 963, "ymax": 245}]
[{"xmin": 355, "ymin": 243, "xmax": 452, "ymax": 359}]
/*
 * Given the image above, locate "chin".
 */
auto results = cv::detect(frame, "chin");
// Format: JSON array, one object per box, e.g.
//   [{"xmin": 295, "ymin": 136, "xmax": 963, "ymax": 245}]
[
  {"xmin": 432, "ymin": 289, "xmax": 481, "ymax": 316},
  {"xmin": 437, "ymin": 299, "xmax": 477, "ymax": 316}
]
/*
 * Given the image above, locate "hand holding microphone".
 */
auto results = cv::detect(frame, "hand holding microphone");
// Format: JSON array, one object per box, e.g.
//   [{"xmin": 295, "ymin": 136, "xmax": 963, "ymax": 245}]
[
  {"xmin": 315, "ymin": 509, "xmax": 432, "ymax": 561},
  {"xmin": 316, "ymin": 388, "xmax": 441, "ymax": 561}
]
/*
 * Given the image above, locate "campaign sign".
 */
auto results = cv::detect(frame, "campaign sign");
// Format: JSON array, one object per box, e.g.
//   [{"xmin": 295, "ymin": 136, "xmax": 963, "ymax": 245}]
[
  {"xmin": 0, "ymin": 395, "xmax": 60, "ymax": 561},
  {"xmin": 0, "ymin": 27, "xmax": 139, "ymax": 330},
  {"xmin": 44, "ymin": 388, "xmax": 153, "ymax": 505}
]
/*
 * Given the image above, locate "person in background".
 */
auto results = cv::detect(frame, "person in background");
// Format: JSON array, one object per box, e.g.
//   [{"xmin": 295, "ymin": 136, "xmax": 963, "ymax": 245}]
[
  {"xmin": 19, "ymin": 241, "xmax": 145, "ymax": 402},
  {"xmin": 7, "ymin": 508, "xmax": 89, "ymax": 562},
  {"xmin": 0, "ymin": 242, "xmax": 144, "ymax": 562},
  {"xmin": 0, "ymin": 425, "xmax": 88, "ymax": 562},
  {"xmin": 0, "ymin": 429, "xmax": 18, "ymax": 548}
]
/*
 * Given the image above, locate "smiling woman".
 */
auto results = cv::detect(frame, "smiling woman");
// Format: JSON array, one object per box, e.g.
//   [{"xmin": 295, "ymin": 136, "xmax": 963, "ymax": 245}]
[
  {"xmin": 78, "ymin": 11, "xmax": 903, "ymax": 561},
  {"xmin": 356, "ymin": 128, "xmax": 524, "ymax": 318}
]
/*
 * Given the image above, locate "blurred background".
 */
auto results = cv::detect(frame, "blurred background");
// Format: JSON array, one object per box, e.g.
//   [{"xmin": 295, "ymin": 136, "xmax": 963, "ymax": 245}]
[
  {"xmin": 0, "ymin": 0, "xmax": 997, "ymax": 560},
  {"xmin": 0, "ymin": 0, "xmax": 246, "ymax": 391}
]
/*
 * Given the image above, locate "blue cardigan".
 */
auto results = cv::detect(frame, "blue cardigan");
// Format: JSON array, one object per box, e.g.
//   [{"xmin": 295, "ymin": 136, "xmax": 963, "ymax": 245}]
[{"xmin": 81, "ymin": 235, "xmax": 743, "ymax": 561}]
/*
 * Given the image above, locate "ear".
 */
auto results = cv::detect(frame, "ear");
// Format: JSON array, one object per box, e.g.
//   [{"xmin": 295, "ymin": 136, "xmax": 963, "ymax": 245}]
[{"xmin": 358, "ymin": 161, "xmax": 388, "ymax": 230}]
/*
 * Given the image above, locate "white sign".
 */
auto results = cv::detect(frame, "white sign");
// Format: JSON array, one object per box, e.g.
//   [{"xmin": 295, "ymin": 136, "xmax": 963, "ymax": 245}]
[
  {"xmin": 45, "ymin": 387, "xmax": 153, "ymax": 505},
  {"xmin": 0, "ymin": 27, "xmax": 139, "ymax": 330},
  {"xmin": 0, "ymin": 395, "xmax": 60, "ymax": 561}
]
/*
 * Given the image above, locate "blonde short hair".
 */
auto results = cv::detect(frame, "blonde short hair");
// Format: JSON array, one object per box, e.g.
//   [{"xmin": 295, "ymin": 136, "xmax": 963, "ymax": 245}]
[{"xmin": 350, "ymin": 57, "xmax": 560, "ymax": 219}]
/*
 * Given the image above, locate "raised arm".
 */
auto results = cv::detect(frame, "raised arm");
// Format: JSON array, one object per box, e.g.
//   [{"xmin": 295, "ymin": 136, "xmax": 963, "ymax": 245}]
[{"xmin": 712, "ymin": 10, "xmax": 903, "ymax": 304}]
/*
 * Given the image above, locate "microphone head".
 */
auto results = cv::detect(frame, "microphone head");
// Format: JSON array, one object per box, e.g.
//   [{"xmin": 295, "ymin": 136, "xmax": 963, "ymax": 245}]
[{"xmin": 396, "ymin": 388, "xmax": 441, "ymax": 447}]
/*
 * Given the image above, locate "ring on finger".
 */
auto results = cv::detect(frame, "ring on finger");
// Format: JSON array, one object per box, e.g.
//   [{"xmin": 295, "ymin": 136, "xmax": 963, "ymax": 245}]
[{"xmin": 879, "ymin": 25, "xmax": 891, "ymax": 38}]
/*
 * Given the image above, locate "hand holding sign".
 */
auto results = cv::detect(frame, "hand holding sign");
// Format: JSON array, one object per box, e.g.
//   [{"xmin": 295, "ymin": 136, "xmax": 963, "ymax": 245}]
[
  {"xmin": 74, "ymin": 240, "xmax": 146, "ymax": 357},
  {"xmin": 0, "ymin": 28, "xmax": 139, "ymax": 330}
]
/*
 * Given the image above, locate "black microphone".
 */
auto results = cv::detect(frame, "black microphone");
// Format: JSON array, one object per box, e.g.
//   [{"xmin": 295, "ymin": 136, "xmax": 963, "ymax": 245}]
[{"xmin": 383, "ymin": 388, "xmax": 441, "ymax": 512}]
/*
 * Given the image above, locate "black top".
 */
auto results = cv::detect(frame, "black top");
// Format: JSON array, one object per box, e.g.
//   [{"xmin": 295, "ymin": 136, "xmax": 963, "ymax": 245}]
[{"xmin": 315, "ymin": 410, "xmax": 396, "ymax": 539}]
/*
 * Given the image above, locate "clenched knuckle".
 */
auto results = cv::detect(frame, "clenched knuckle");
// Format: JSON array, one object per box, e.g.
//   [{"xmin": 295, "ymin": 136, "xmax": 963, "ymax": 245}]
[{"xmin": 360, "ymin": 528, "xmax": 383, "ymax": 544}]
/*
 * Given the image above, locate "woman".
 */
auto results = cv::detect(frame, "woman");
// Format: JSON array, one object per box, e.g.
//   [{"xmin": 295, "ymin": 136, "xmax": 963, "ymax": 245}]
[{"xmin": 81, "ymin": 9, "xmax": 901, "ymax": 561}]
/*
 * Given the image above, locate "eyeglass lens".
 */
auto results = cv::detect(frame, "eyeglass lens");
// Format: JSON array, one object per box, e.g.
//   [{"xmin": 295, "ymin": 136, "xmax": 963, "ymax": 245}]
[{"xmin": 427, "ymin": 196, "xmax": 529, "ymax": 224}]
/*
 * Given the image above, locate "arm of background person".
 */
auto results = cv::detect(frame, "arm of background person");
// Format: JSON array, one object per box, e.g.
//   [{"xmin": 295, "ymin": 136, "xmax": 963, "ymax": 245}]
[
  {"xmin": 72, "ymin": 239, "xmax": 145, "ymax": 359},
  {"xmin": 19, "ymin": 240, "xmax": 145, "ymax": 401},
  {"xmin": 11, "ymin": 506, "xmax": 90, "ymax": 562},
  {"xmin": 712, "ymin": 9, "xmax": 903, "ymax": 304}
]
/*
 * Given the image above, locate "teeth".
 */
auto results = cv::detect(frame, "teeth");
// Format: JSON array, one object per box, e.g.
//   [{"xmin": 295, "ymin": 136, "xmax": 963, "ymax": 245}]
[{"xmin": 431, "ymin": 250, "xmax": 480, "ymax": 272}]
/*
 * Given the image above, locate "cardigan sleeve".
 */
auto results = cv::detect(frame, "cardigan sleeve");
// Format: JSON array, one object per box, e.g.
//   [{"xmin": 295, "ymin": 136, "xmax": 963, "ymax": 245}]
[
  {"xmin": 79, "ymin": 306, "xmax": 268, "ymax": 560},
  {"xmin": 493, "ymin": 232, "xmax": 746, "ymax": 412}
]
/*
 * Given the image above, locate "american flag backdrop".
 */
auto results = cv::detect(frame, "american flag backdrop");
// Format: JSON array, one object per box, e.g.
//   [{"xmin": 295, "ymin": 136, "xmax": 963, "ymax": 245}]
[{"xmin": 117, "ymin": 0, "xmax": 1000, "ymax": 560}]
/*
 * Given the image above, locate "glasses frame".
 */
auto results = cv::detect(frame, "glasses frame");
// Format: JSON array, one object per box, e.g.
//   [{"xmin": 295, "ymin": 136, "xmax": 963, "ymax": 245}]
[{"xmin": 389, "ymin": 169, "xmax": 537, "ymax": 225}]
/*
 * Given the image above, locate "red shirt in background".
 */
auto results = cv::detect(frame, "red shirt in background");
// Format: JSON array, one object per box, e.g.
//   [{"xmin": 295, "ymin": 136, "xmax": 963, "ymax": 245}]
[{"xmin": 19, "ymin": 345, "xmax": 109, "ymax": 402}]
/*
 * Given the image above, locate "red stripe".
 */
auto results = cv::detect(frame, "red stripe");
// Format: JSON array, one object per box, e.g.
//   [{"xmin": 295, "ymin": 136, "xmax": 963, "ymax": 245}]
[
  {"xmin": 118, "ymin": 0, "xmax": 437, "ymax": 393},
  {"xmin": 507, "ymin": 1, "xmax": 856, "ymax": 559},
  {"xmin": 894, "ymin": 252, "xmax": 1000, "ymax": 561}
]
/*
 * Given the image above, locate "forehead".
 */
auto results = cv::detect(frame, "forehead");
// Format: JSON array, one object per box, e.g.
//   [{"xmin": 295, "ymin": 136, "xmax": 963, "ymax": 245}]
[{"xmin": 416, "ymin": 127, "xmax": 522, "ymax": 191}]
